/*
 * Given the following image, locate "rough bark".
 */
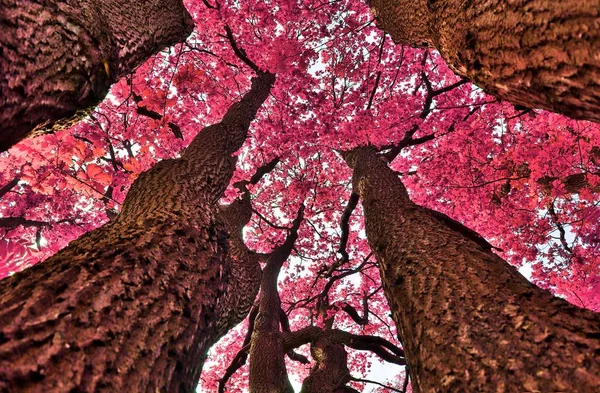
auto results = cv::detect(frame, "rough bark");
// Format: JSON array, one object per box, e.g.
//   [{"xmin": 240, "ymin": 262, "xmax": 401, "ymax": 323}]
[
  {"xmin": 215, "ymin": 158, "xmax": 281, "ymax": 338},
  {"xmin": 370, "ymin": 0, "xmax": 600, "ymax": 123},
  {"xmin": 0, "ymin": 72, "xmax": 275, "ymax": 393},
  {"xmin": 248, "ymin": 206, "xmax": 304, "ymax": 393},
  {"xmin": 213, "ymin": 197, "xmax": 261, "ymax": 342},
  {"xmin": 282, "ymin": 326, "xmax": 405, "ymax": 368},
  {"xmin": 0, "ymin": 0, "xmax": 194, "ymax": 151},
  {"xmin": 344, "ymin": 146, "xmax": 600, "ymax": 393},
  {"xmin": 300, "ymin": 338, "xmax": 355, "ymax": 393}
]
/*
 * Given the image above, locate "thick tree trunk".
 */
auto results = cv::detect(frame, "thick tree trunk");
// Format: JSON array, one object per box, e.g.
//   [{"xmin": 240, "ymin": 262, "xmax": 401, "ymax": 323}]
[
  {"xmin": 247, "ymin": 259, "xmax": 295, "ymax": 393},
  {"xmin": 0, "ymin": 73, "xmax": 274, "ymax": 393},
  {"xmin": 370, "ymin": 0, "xmax": 600, "ymax": 123},
  {"xmin": 216, "ymin": 192, "xmax": 263, "ymax": 337},
  {"xmin": 344, "ymin": 147, "xmax": 600, "ymax": 393},
  {"xmin": 300, "ymin": 338, "xmax": 355, "ymax": 393},
  {"xmin": 0, "ymin": 0, "xmax": 194, "ymax": 152},
  {"xmin": 248, "ymin": 207, "xmax": 304, "ymax": 393}
]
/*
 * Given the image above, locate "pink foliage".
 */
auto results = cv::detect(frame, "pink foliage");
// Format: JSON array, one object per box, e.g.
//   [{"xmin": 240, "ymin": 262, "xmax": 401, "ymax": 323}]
[{"xmin": 1, "ymin": 0, "xmax": 599, "ymax": 391}]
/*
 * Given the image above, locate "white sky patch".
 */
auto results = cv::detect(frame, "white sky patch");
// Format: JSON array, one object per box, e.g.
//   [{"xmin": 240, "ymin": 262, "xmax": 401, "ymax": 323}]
[{"xmin": 518, "ymin": 263, "xmax": 534, "ymax": 281}]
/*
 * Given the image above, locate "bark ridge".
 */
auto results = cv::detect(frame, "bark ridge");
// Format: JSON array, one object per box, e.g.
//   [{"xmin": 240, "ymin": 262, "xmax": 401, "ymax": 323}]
[
  {"xmin": 345, "ymin": 146, "xmax": 600, "ymax": 393},
  {"xmin": 370, "ymin": 0, "xmax": 600, "ymax": 122}
]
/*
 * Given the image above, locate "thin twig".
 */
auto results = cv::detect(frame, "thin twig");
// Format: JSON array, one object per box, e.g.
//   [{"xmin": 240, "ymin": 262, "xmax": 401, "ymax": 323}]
[{"xmin": 350, "ymin": 376, "xmax": 404, "ymax": 393}]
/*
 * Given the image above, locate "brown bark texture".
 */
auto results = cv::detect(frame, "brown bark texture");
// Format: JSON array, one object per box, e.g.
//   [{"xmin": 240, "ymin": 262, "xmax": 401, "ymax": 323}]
[
  {"xmin": 215, "ymin": 157, "xmax": 281, "ymax": 339},
  {"xmin": 0, "ymin": 0, "xmax": 194, "ymax": 151},
  {"xmin": 370, "ymin": 0, "xmax": 600, "ymax": 123},
  {"xmin": 300, "ymin": 338, "xmax": 356, "ymax": 393},
  {"xmin": 344, "ymin": 146, "xmax": 600, "ymax": 393},
  {"xmin": 248, "ymin": 206, "xmax": 304, "ymax": 393},
  {"xmin": 0, "ymin": 72, "xmax": 274, "ymax": 393},
  {"xmin": 216, "ymin": 192, "xmax": 263, "ymax": 337},
  {"xmin": 299, "ymin": 275, "xmax": 364, "ymax": 393}
]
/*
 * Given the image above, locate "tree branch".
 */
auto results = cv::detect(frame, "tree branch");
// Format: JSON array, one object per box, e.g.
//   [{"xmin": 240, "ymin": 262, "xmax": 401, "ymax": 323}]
[
  {"xmin": 282, "ymin": 327, "xmax": 405, "ymax": 365},
  {"xmin": 262, "ymin": 204, "xmax": 305, "ymax": 286},
  {"xmin": 401, "ymin": 370, "xmax": 410, "ymax": 393},
  {"xmin": 218, "ymin": 343, "xmax": 250, "ymax": 393},
  {"xmin": 381, "ymin": 124, "xmax": 419, "ymax": 162},
  {"xmin": 420, "ymin": 72, "xmax": 468, "ymax": 119},
  {"xmin": 288, "ymin": 253, "xmax": 372, "ymax": 314},
  {"xmin": 278, "ymin": 307, "xmax": 309, "ymax": 362},
  {"xmin": 102, "ymin": 186, "xmax": 118, "ymax": 220},
  {"xmin": 235, "ymin": 157, "xmax": 280, "ymax": 192},
  {"xmin": 252, "ymin": 208, "xmax": 289, "ymax": 230},
  {"xmin": 341, "ymin": 298, "xmax": 368, "ymax": 326},
  {"xmin": 350, "ymin": 376, "xmax": 405, "ymax": 393},
  {"xmin": 548, "ymin": 202, "xmax": 573, "ymax": 254},
  {"xmin": 0, "ymin": 176, "xmax": 19, "ymax": 200},
  {"xmin": 432, "ymin": 78, "xmax": 469, "ymax": 97},
  {"xmin": 0, "ymin": 217, "xmax": 47, "ymax": 229},
  {"xmin": 249, "ymin": 157, "xmax": 280, "ymax": 185},
  {"xmin": 323, "ymin": 254, "xmax": 372, "ymax": 301},
  {"xmin": 224, "ymin": 25, "xmax": 265, "ymax": 76},
  {"xmin": 365, "ymin": 35, "xmax": 386, "ymax": 111},
  {"xmin": 287, "ymin": 350, "xmax": 310, "ymax": 364},
  {"xmin": 218, "ymin": 306, "xmax": 258, "ymax": 393},
  {"xmin": 330, "ymin": 192, "xmax": 359, "ymax": 274},
  {"xmin": 279, "ymin": 307, "xmax": 291, "ymax": 332},
  {"xmin": 200, "ymin": 0, "xmax": 219, "ymax": 9},
  {"xmin": 131, "ymin": 92, "xmax": 183, "ymax": 139}
]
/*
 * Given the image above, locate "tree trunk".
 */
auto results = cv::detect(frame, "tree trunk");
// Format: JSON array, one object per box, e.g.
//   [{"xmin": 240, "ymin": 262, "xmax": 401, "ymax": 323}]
[
  {"xmin": 344, "ymin": 146, "xmax": 600, "ymax": 393},
  {"xmin": 300, "ymin": 338, "xmax": 355, "ymax": 393},
  {"xmin": 216, "ymin": 191, "xmax": 263, "ymax": 338},
  {"xmin": 0, "ymin": 0, "xmax": 194, "ymax": 152},
  {"xmin": 0, "ymin": 73, "xmax": 274, "ymax": 393},
  {"xmin": 370, "ymin": 0, "xmax": 600, "ymax": 123},
  {"xmin": 248, "ymin": 206, "xmax": 304, "ymax": 393}
]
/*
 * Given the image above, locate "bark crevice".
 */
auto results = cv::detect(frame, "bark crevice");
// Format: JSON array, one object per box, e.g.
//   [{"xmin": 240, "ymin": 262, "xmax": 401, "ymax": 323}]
[{"xmin": 345, "ymin": 146, "xmax": 600, "ymax": 393}]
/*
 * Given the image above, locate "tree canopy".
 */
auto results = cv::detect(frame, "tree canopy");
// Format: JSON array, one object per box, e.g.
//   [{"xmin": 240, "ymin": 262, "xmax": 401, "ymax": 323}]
[{"xmin": 1, "ymin": 0, "xmax": 599, "ymax": 391}]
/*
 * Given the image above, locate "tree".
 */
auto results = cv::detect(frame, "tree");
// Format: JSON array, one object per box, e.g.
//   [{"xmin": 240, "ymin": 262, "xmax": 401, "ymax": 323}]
[
  {"xmin": 369, "ymin": 0, "xmax": 600, "ymax": 123},
  {"xmin": 218, "ymin": 204, "xmax": 406, "ymax": 393},
  {"xmin": 343, "ymin": 146, "xmax": 600, "ymax": 392},
  {"xmin": 1, "ymin": 0, "xmax": 599, "ymax": 391},
  {"xmin": 0, "ymin": 0, "xmax": 194, "ymax": 151},
  {"xmin": 0, "ymin": 56, "xmax": 275, "ymax": 391}
]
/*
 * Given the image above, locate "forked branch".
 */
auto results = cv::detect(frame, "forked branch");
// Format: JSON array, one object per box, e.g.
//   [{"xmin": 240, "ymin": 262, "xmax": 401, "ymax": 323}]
[{"xmin": 282, "ymin": 326, "xmax": 405, "ymax": 365}]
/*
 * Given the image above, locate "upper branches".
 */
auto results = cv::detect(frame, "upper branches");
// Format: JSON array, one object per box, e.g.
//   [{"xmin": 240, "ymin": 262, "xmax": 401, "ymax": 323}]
[
  {"xmin": 378, "ymin": 72, "xmax": 468, "ymax": 162},
  {"xmin": 234, "ymin": 157, "xmax": 280, "ymax": 193},
  {"xmin": 259, "ymin": 203, "xmax": 305, "ymax": 310},
  {"xmin": 130, "ymin": 89, "xmax": 183, "ymax": 139},
  {"xmin": 224, "ymin": 25, "xmax": 272, "ymax": 79},
  {"xmin": 332, "ymin": 191, "xmax": 359, "ymax": 273},
  {"xmin": 419, "ymin": 72, "xmax": 468, "ymax": 119}
]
